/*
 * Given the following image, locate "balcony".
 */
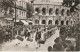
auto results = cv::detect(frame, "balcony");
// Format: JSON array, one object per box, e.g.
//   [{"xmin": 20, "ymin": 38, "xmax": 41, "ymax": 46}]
[{"xmin": 16, "ymin": 5, "xmax": 26, "ymax": 11}]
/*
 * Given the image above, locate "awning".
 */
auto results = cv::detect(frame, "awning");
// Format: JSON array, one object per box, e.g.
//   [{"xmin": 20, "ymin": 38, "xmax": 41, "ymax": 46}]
[
  {"xmin": 4, "ymin": 18, "xmax": 13, "ymax": 20},
  {"xmin": 14, "ymin": 20, "xmax": 19, "ymax": 22},
  {"xmin": 26, "ymin": 20, "xmax": 32, "ymax": 23},
  {"xmin": 21, "ymin": 20, "xmax": 28, "ymax": 25}
]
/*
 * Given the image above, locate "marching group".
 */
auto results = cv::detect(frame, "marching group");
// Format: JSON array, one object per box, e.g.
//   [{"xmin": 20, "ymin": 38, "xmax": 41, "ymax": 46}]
[{"xmin": 0, "ymin": 25, "xmax": 57, "ymax": 48}]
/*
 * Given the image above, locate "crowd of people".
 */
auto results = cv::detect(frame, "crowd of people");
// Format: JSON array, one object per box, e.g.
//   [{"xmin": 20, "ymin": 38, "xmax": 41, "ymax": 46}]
[
  {"xmin": 0, "ymin": 25, "xmax": 57, "ymax": 48},
  {"xmin": 48, "ymin": 23, "xmax": 80, "ymax": 51}
]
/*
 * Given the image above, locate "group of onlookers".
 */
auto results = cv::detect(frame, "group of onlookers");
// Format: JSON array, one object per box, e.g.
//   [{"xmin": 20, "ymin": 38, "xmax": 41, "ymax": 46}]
[{"xmin": 48, "ymin": 24, "xmax": 80, "ymax": 52}]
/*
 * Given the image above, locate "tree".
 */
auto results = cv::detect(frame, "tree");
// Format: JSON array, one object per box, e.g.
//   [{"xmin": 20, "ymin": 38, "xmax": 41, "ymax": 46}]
[
  {"xmin": 0, "ymin": 0, "xmax": 15, "ymax": 14},
  {"xmin": 62, "ymin": 0, "xmax": 80, "ymax": 13},
  {"xmin": 26, "ymin": 3, "xmax": 34, "ymax": 18}
]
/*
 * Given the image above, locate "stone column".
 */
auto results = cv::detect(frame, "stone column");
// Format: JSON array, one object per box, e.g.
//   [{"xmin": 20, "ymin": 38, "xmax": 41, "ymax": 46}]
[
  {"xmin": 17, "ymin": 30, "xmax": 18, "ymax": 35},
  {"xmin": 47, "ymin": 5, "xmax": 49, "ymax": 15},
  {"xmin": 39, "ymin": 7, "xmax": 42, "ymax": 15},
  {"xmin": 53, "ymin": 20, "xmax": 55, "ymax": 25},
  {"xmin": 59, "ymin": 20, "xmax": 61, "ymax": 25},
  {"xmin": 64, "ymin": 21, "xmax": 66, "ymax": 25},
  {"xmin": 39, "ymin": 18, "xmax": 42, "ymax": 25},
  {"xmin": 46, "ymin": 17, "xmax": 48, "ymax": 25}
]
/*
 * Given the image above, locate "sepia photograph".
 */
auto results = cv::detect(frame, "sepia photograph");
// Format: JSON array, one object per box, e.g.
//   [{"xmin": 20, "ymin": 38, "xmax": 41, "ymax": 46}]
[{"xmin": 0, "ymin": 0, "xmax": 80, "ymax": 52}]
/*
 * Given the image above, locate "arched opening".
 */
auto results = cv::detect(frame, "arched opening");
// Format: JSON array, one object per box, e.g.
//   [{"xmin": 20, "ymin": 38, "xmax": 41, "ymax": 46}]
[
  {"xmin": 61, "ymin": 9, "xmax": 65, "ymax": 16},
  {"xmin": 61, "ymin": 20, "xmax": 64, "ymax": 25},
  {"xmin": 71, "ymin": 21, "xmax": 73, "ymax": 25},
  {"xmin": 66, "ymin": 20, "xmax": 69, "ymax": 25},
  {"xmin": 42, "ymin": 8, "xmax": 46, "ymax": 15},
  {"xmin": 48, "ymin": 20, "xmax": 52, "ymax": 25},
  {"xmin": 35, "ymin": 19, "xmax": 39, "ymax": 24},
  {"xmin": 55, "ymin": 20, "xmax": 58, "ymax": 25},
  {"xmin": 67, "ymin": 10, "xmax": 70, "ymax": 16},
  {"xmin": 35, "ymin": 8, "xmax": 40, "ymax": 13},
  {"xmin": 49, "ymin": 8, "xmax": 53, "ymax": 15},
  {"xmin": 55, "ymin": 8, "xmax": 59, "ymax": 15},
  {"xmin": 42, "ymin": 20, "xmax": 46, "ymax": 24}
]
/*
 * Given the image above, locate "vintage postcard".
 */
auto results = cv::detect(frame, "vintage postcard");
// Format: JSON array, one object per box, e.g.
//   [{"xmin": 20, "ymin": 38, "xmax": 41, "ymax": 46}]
[{"xmin": 0, "ymin": 0, "xmax": 80, "ymax": 52}]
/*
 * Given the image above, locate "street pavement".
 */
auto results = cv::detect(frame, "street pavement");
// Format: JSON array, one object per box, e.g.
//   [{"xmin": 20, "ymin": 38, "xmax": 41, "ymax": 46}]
[{"xmin": 0, "ymin": 28, "xmax": 60, "ymax": 52}]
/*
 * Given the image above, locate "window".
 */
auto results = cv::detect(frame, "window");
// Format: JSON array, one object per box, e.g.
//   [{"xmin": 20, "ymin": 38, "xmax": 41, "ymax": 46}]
[
  {"xmin": 35, "ymin": 20, "xmax": 39, "ymax": 24},
  {"xmin": 55, "ymin": 9, "xmax": 59, "ymax": 15},
  {"xmin": 22, "ymin": 12, "xmax": 23, "ymax": 16},
  {"xmin": 24, "ymin": 12, "xmax": 25, "ymax": 16},
  {"xmin": 22, "ymin": 2, "xmax": 23, "ymax": 6},
  {"xmin": 67, "ymin": 10, "xmax": 70, "ymax": 16},
  {"xmin": 55, "ymin": 20, "xmax": 58, "ymax": 25},
  {"xmin": 35, "ymin": 8, "xmax": 40, "ymax": 13},
  {"xmin": 42, "ymin": 8, "xmax": 46, "ymax": 15},
  {"xmin": 48, "ymin": 20, "xmax": 52, "ymax": 25},
  {"xmin": 61, "ymin": 20, "xmax": 64, "ymax": 25},
  {"xmin": 49, "ymin": 8, "xmax": 53, "ymax": 15},
  {"xmin": 61, "ymin": 9, "xmax": 65, "ymax": 16},
  {"xmin": 42, "ymin": 20, "xmax": 46, "ymax": 24}
]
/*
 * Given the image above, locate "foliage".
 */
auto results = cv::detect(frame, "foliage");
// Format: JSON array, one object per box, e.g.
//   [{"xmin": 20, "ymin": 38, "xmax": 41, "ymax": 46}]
[
  {"xmin": 27, "ymin": 3, "xmax": 34, "ymax": 18},
  {"xmin": 0, "ymin": 26, "xmax": 5, "ymax": 44},
  {"xmin": 52, "ymin": 23, "xmax": 80, "ymax": 51},
  {"xmin": 0, "ymin": 0, "xmax": 15, "ymax": 14},
  {"xmin": 62, "ymin": 0, "xmax": 80, "ymax": 13}
]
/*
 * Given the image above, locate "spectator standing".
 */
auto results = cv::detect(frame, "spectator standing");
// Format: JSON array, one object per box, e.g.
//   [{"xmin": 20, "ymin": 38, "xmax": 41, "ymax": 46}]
[{"xmin": 35, "ymin": 31, "xmax": 41, "ymax": 48}]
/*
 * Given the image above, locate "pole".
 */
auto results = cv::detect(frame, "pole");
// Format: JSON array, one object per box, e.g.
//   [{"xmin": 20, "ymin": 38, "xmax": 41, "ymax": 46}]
[{"xmin": 14, "ymin": 1, "xmax": 16, "ymax": 26}]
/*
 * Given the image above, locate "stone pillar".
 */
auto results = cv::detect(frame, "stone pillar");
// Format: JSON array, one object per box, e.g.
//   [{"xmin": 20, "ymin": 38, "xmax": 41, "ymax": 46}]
[
  {"xmin": 17, "ymin": 30, "xmax": 18, "ymax": 35},
  {"xmin": 53, "ymin": 20, "xmax": 55, "ymax": 25},
  {"xmin": 64, "ymin": 21, "xmax": 66, "ymax": 25},
  {"xmin": 32, "ymin": 17, "xmax": 35, "ymax": 25},
  {"xmin": 39, "ymin": 7, "xmax": 42, "ymax": 15},
  {"xmin": 39, "ymin": 18, "xmax": 42, "ymax": 25},
  {"xmin": 46, "ymin": 18, "xmax": 48, "ymax": 25},
  {"xmin": 47, "ymin": 5, "xmax": 49, "ymax": 15},
  {"xmin": 59, "ymin": 21, "xmax": 61, "ymax": 25}
]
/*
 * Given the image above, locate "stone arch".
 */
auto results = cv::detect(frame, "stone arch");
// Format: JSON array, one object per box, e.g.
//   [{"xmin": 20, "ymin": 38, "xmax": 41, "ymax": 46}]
[
  {"xmin": 55, "ymin": 8, "xmax": 59, "ymax": 15},
  {"xmin": 61, "ymin": 9, "xmax": 65, "ymax": 16},
  {"xmin": 49, "ymin": 8, "xmax": 53, "ymax": 15},
  {"xmin": 66, "ymin": 20, "xmax": 69, "ymax": 25},
  {"xmin": 35, "ymin": 8, "xmax": 40, "ymax": 13},
  {"xmin": 55, "ymin": 20, "xmax": 58, "ymax": 25},
  {"xmin": 67, "ymin": 10, "xmax": 70, "ymax": 16},
  {"xmin": 48, "ymin": 20, "xmax": 52, "ymax": 25},
  {"xmin": 61, "ymin": 20, "xmax": 64, "ymax": 25},
  {"xmin": 35, "ymin": 19, "xmax": 39, "ymax": 24},
  {"xmin": 42, "ymin": 8, "xmax": 46, "ymax": 15},
  {"xmin": 42, "ymin": 20, "xmax": 46, "ymax": 24}
]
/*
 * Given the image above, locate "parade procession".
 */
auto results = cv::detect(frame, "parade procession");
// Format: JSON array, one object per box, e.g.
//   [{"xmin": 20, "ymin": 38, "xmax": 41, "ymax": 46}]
[{"xmin": 0, "ymin": 0, "xmax": 80, "ymax": 52}]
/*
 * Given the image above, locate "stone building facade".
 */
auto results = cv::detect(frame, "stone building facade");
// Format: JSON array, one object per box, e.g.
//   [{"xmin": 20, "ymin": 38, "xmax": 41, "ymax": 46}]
[
  {"xmin": 32, "ymin": 0, "xmax": 80, "ymax": 25},
  {"xmin": 0, "ymin": 0, "xmax": 27, "ymax": 26},
  {"xmin": 13, "ymin": 0, "xmax": 27, "ymax": 21}
]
